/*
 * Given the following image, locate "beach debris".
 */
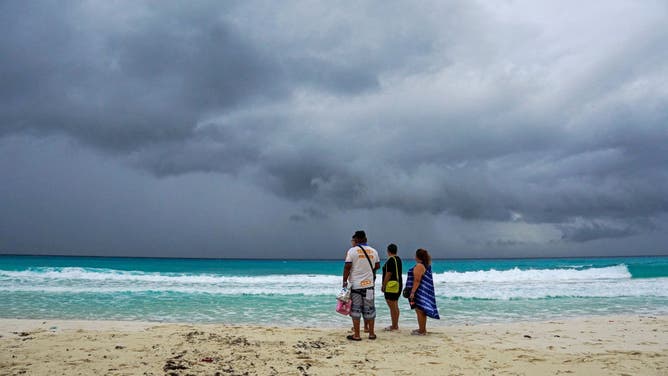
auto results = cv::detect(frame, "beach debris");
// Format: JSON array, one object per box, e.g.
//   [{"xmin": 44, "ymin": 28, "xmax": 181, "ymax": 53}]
[
  {"xmin": 200, "ymin": 357, "xmax": 214, "ymax": 363},
  {"xmin": 115, "ymin": 344, "xmax": 126, "ymax": 349},
  {"xmin": 163, "ymin": 350, "xmax": 190, "ymax": 373},
  {"xmin": 297, "ymin": 364, "xmax": 311, "ymax": 376},
  {"xmin": 523, "ymin": 335, "xmax": 532, "ymax": 339},
  {"xmin": 171, "ymin": 350, "xmax": 187, "ymax": 359},
  {"xmin": 183, "ymin": 330, "xmax": 254, "ymax": 348},
  {"xmin": 163, "ymin": 358, "xmax": 189, "ymax": 372},
  {"xmin": 230, "ymin": 336, "xmax": 251, "ymax": 346},
  {"xmin": 215, "ymin": 366, "xmax": 247, "ymax": 375},
  {"xmin": 294, "ymin": 339, "xmax": 327, "ymax": 350},
  {"xmin": 185, "ymin": 330, "xmax": 205, "ymax": 342}
]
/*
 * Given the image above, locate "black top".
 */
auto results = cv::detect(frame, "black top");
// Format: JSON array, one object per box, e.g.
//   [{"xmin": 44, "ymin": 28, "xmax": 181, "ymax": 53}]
[{"xmin": 382, "ymin": 256, "xmax": 403, "ymax": 286}]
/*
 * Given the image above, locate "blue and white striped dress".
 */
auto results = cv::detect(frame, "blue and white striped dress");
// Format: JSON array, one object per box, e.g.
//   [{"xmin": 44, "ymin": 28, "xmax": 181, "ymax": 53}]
[{"xmin": 406, "ymin": 264, "xmax": 440, "ymax": 319}]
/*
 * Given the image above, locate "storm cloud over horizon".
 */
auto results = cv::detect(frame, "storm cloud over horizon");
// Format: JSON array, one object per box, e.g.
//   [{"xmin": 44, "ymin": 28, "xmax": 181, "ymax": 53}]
[{"xmin": 2, "ymin": 1, "xmax": 667, "ymax": 258}]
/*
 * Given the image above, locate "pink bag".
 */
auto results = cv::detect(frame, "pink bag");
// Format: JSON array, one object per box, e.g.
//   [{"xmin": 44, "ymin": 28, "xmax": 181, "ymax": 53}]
[{"xmin": 336, "ymin": 299, "xmax": 351, "ymax": 315}]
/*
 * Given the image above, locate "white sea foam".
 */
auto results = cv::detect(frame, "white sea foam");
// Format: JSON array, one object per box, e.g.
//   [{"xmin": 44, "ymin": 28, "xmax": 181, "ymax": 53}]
[
  {"xmin": 0, "ymin": 267, "xmax": 340, "ymax": 285},
  {"xmin": 1, "ymin": 265, "xmax": 666, "ymax": 299},
  {"xmin": 433, "ymin": 265, "xmax": 631, "ymax": 283}
]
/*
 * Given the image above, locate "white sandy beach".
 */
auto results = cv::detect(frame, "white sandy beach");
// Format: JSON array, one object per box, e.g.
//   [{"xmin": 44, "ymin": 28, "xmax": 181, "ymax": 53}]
[{"xmin": 1, "ymin": 315, "xmax": 666, "ymax": 375}]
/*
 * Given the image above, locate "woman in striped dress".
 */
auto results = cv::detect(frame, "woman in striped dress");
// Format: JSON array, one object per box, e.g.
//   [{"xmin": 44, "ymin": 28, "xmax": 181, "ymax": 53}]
[{"xmin": 406, "ymin": 248, "xmax": 440, "ymax": 335}]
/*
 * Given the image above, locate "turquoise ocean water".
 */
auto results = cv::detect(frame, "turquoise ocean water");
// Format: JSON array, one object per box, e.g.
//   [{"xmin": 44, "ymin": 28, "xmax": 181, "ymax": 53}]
[{"xmin": 1, "ymin": 255, "xmax": 667, "ymax": 327}]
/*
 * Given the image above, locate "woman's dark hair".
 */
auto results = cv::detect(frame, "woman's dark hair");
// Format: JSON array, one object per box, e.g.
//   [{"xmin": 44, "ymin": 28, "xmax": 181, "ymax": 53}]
[
  {"xmin": 387, "ymin": 243, "xmax": 398, "ymax": 255},
  {"xmin": 415, "ymin": 248, "xmax": 431, "ymax": 266}
]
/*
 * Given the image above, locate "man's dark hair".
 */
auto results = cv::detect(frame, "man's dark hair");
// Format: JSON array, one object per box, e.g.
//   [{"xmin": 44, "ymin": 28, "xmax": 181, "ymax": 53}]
[
  {"xmin": 387, "ymin": 243, "xmax": 398, "ymax": 254},
  {"xmin": 352, "ymin": 230, "xmax": 367, "ymax": 243}
]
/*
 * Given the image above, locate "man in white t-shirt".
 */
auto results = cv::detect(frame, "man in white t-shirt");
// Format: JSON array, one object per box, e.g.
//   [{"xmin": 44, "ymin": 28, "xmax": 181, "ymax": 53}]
[{"xmin": 342, "ymin": 230, "xmax": 380, "ymax": 341}]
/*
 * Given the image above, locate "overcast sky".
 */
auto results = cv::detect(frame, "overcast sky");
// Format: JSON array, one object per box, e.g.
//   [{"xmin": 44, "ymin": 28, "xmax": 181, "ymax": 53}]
[{"xmin": 1, "ymin": 1, "xmax": 667, "ymax": 259}]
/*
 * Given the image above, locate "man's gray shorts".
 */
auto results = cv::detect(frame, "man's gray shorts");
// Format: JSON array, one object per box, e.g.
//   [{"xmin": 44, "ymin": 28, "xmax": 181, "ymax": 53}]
[{"xmin": 350, "ymin": 287, "xmax": 376, "ymax": 320}]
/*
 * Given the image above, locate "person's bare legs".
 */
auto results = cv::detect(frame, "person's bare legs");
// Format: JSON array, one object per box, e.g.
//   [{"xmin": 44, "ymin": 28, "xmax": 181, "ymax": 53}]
[
  {"xmin": 367, "ymin": 318, "xmax": 376, "ymax": 338},
  {"xmin": 416, "ymin": 308, "xmax": 427, "ymax": 334},
  {"xmin": 354, "ymin": 320, "xmax": 370, "ymax": 333},
  {"xmin": 351, "ymin": 318, "xmax": 361, "ymax": 339},
  {"xmin": 386, "ymin": 299, "xmax": 400, "ymax": 330}
]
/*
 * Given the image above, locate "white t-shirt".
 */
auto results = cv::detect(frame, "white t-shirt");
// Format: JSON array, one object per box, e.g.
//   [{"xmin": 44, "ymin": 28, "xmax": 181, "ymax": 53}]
[{"xmin": 345, "ymin": 245, "xmax": 379, "ymax": 289}]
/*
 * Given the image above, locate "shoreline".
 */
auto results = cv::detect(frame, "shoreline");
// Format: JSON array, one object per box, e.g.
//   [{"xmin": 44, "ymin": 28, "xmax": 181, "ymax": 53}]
[
  {"xmin": 2, "ymin": 315, "xmax": 666, "ymax": 375},
  {"xmin": 1, "ymin": 313, "xmax": 665, "ymax": 332}
]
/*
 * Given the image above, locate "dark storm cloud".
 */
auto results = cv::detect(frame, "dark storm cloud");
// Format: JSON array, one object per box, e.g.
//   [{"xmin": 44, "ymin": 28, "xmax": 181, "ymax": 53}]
[
  {"xmin": 2, "ymin": 0, "xmax": 668, "ymax": 254},
  {"xmin": 557, "ymin": 218, "xmax": 657, "ymax": 243},
  {"xmin": 0, "ymin": 1, "xmax": 284, "ymax": 150}
]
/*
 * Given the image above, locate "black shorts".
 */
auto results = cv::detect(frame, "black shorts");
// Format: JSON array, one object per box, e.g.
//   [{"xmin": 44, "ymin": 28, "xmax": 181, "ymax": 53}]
[{"xmin": 384, "ymin": 292, "xmax": 401, "ymax": 301}]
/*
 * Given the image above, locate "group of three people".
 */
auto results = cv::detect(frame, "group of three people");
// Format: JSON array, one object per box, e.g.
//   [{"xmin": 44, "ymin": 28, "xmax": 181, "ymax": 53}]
[{"xmin": 343, "ymin": 230, "xmax": 440, "ymax": 341}]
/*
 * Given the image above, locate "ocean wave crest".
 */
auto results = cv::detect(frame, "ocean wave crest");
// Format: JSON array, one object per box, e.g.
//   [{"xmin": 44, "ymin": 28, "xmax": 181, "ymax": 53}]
[
  {"xmin": 0, "ymin": 267, "xmax": 341, "ymax": 285},
  {"xmin": 434, "ymin": 265, "xmax": 631, "ymax": 283}
]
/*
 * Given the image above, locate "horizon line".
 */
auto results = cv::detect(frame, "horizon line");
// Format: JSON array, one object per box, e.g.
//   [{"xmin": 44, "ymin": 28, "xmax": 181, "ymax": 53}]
[{"xmin": 1, "ymin": 252, "xmax": 667, "ymax": 261}]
